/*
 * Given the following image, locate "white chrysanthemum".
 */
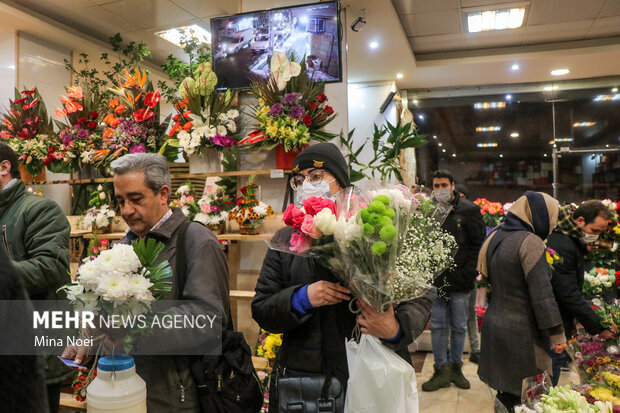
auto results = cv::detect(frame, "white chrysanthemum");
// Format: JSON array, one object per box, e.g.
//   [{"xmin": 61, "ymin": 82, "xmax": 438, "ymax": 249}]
[
  {"xmin": 65, "ymin": 283, "xmax": 84, "ymax": 301},
  {"xmin": 253, "ymin": 202, "xmax": 268, "ymax": 217},
  {"xmin": 226, "ymin": 109, "xmax": 239, "ymax": 119},
  {"xmin": 77, "ymin": 259, "xmax": 102, "ymax": 291},
  {"xmin": 194, "ymin": 213, "xmax": 208, "ymax": 225},
  {"xmin": 97, "ymin": 245, "xmax": 142, "ymax": 276},
  {"xmin": 216, "ymin": 125, "xmax": 227, "ymax": 136},
  {"xmin": 205, "ymin": 127, "xmax": 217, "ymax": 138},
  {"xmin": 314, "ymin": 208, "xmax": 337, "ymax": 235},
  {"xmin": 96, "ymin": 273, "xmax": 131, "ymax": 301},
  {"xmin": 126, "ymin": 274, "xmax": 153, "ymax": 297}
]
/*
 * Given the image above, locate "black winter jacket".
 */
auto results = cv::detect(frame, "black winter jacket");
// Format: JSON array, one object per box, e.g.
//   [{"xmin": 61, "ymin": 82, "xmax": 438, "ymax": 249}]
[
  {"xmin": 433, "ymin": 193, "xmax": 485, "ymax": 295},
  {"xmin": 547, "ymin": 231, "xmax": 604, "ymax": 339},
  {"xmin": 252, "ymin": 236, "xmax": 435, "ymax": 375}
]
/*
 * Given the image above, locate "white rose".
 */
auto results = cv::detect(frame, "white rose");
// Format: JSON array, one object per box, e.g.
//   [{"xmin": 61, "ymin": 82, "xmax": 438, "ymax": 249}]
[
  {"xmin": 314, "ymin": 208, "xmax": 337, "ymax": 235},
  {"xmin": 99, "ymin": 192, "xmax": 106, "ymax": 200},
  {"xmin": 226, "ymin": 109, "xmax": 239, "ymax": 119}
]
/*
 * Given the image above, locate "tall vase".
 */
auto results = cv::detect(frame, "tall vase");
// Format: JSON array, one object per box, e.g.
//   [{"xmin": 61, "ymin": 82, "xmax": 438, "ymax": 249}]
[
  {"xmin": 275, "ymin": 144, "xmax": 304, "ymax": 170},
  {"xmin": 189, "ymin": 148, "xmax": 224, "ymax": 174}
]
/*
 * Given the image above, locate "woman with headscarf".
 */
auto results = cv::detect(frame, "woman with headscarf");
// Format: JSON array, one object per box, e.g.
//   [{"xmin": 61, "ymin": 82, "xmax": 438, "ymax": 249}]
[
  {"xmin": 251, "ymin": 143, "xmax": 434, "ymax": 413},
  {"xmin": 477, "ymin": 191, "xmax": 567, "ymax": 412}
]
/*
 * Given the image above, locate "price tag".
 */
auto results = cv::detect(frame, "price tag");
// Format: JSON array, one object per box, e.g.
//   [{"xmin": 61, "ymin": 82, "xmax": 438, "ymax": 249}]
[{"xmin": 270, "ymin": 169, "xmax": 285, "ymax": 179}]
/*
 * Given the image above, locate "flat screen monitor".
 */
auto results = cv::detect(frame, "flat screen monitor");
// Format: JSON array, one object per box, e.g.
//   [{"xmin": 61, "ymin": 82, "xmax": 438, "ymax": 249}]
[{"xmin": 211, "ymin": 1, "xmax": 341, "ymax": 89}]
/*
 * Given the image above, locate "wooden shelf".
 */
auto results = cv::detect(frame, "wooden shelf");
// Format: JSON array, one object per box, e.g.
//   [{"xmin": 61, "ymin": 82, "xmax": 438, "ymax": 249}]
[
  {"xmin": 217, "ymin": 233, "xmax": 273, "ymax": 241},
  {"xmin": 230, "ymin": 289, "xmax": 255, "ymax": 299},
  {"xmin": 27, "ymin": 169, "xmax": 291, "ymax": 185},
  {"xmin": 83, "ymin": 232, "xmax": 126, "ymax": 240}
]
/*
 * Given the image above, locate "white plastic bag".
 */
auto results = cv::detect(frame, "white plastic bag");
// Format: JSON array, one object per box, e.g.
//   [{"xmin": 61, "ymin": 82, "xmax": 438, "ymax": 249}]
[{"xmin": 344, "ymin": 334, "xmax": 419, "ymax": 413}]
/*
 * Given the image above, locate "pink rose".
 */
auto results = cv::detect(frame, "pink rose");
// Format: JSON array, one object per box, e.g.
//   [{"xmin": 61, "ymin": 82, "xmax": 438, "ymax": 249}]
[
  {"xmin": 290, "ymin": 232, "xmax": 312, "ymax": 253},
  {"xmin": 283, "ymin": 204, "xmax": 305, "ymax": 230},
  {"xmin": 302, "ymin": 197, "xmax": 336, "ymax": 216},
  {"xmin": 200, "ymin": 203, "xmax": 211, "ymax": 214},
  {"xmin": 300, "ymin": 215, "xmax": 321, "ymax": 239},
  {"xmin": 186, "ymin": 195, "xmax": 195, "ymax": 203}
]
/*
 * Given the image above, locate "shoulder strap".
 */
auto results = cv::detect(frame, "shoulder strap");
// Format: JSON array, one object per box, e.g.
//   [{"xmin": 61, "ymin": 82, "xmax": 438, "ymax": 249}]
[{"xmin": 175, "ymin": 220, "xmax": 234, "ymax": 331}]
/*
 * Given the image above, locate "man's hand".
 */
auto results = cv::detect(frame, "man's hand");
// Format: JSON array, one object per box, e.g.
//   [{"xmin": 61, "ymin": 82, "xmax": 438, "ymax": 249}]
[
  {"xmin": 357, "ymin": 300, "xmax": 400, "ymax": 340},
  {"xmin": 307, "ymin": 281, "xmax": 350, "ymax": 307},
  {"xmin": 61, "ymin": 345, "xmax": 93, "ymax": 372},
  {"xmin": 552, "ymin": 342, "xmax": 568, "ymax": 354},
  {"xmin": 598, "ymin": 329, "xmax": 616, "ymax": 341}
]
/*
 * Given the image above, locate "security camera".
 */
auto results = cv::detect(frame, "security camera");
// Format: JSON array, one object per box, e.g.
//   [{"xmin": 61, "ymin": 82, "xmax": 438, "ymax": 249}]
[{"xmin": 351, "ymin": 16, "xmax": 366, "ymax": 32}]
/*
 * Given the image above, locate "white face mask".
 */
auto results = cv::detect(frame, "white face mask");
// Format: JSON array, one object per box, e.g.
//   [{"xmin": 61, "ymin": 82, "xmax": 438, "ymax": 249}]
[
  {"xmin": 433, "ymin": 188, "xmax": 452, "ymax": 204},
  {"xmin": 295, "ymin": 180, "xmax": 335, "ymax": 205},
  {"xmin": 582, "ymin": 232, "xmax": 599, "ymax": 244}
]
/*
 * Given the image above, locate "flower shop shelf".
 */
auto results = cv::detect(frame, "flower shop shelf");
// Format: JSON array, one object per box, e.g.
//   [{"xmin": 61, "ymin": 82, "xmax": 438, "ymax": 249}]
[
  {"xmin": 28, "ymin": 169, "xmax": 292, "ymax": 185},
  {"xmin": 81, "ymin": 232, "xmax": 275, "ymax": 241}
]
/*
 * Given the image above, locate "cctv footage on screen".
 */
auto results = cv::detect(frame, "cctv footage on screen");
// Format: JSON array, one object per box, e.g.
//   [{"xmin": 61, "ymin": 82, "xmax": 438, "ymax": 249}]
[{"xmin": 211, "ymin": 2, "xmax": 341, "ymax": 89}]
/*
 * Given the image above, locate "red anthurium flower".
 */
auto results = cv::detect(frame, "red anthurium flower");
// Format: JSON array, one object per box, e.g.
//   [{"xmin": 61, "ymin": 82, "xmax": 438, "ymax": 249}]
[
  {"xmin": 54, "ymin": 108, "xmax": 67, "ymax": 117},
  {"xmin": 21, "ymin": 87, "xmax": 36, "ymax": 96},
  {"xmin": 302, "ymin": 114, "xmax": 312, "ymax": 126},
  {"xmin": 133, "ymin": 108, "xmax": 154, "ymax": 122},
  {"xmin": 23, "ymin": 99, "xmax": 40, "ymax": 110},
  {"xmin": 13, "ymin": 97, "xmax": 28, "ymax": 105},
  {"xmin": 144, "ymin": 91, "xmax": 161, "ymax": 108}
]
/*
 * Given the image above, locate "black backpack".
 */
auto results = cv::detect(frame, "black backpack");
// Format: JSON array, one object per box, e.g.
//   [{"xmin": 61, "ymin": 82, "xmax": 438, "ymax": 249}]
[{"xmin": 176, "ymin": 221, "xmax": 264, "ymax": 413}]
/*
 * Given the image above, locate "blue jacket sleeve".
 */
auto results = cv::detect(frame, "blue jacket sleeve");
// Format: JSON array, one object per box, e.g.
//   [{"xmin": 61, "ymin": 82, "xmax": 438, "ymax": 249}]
[{"xmin": 291, "ymin": 284, "xmax": 314, "ymax": 317}]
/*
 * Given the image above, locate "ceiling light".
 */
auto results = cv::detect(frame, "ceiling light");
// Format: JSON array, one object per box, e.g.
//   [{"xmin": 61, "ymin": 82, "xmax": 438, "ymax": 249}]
[
  {"xmin": 572, "ymin": 122, "xmax": 596, "ymax": 127},
  {"xmin": 396, "ymin": 73, "xmax": 403, "ymax": 79},
  {"xmin": 155, "ymin": 24, "xmax": 211, "ymax": 47},
  {"xmin": 452, "ymin": 153, "xmax": 456, "ymax": 157},
  {"xmin": 612, "ymin": 88, "xmax": 618, "ymax": 93},
  {"xmin": 511, "ymin": 64, "xmax": 520, "ymax": 71},
  {"xmin": 466, "ymin": 7, "xmax": 526, "ymax": 33},
  {"xmin": 412, "ymin": 99, "xmax": 419, "ymax": 105},
  {"xmin": 418, "ymin": 114, "xmax": 425, "ymax": 121},
  {"xmin": 438, "ymin": 143, "xmax": 443, "ymax": 147},
  {"xmin": 551, "ymin": 68, "xmax": 569, "ymax": 76},
  {"xmin": 477, "ymin": 142, "xmax": 498, "ymax": 148},
  {"xmin": 543, "ymin": 85, "xmax": 559, "ymax": 91},
  {"xmin": 476, "ymin": 126, "xmax": 501, "ymax": 132},
  {"xmin": 549, "ymin": 138, "xmax": 574, "ymax": 144},
  {"xmin": 474, "ymin": 101, "xmax": 506, "ymax": 109},
  {"xmin": 369, "ymin": 41, "xmax": 379, "ymax": 49},
  {"xmin": 499, "ymin": 154, "xmax": 504, "ymax": 158},
  {"xmin": 510, "ymin": 132, "xmax": 519, "ymax": 138},
  {"xmin": 442, "ymin": 149, "xmax": 446, "ymax": 153},
  {"xmin": 593, "ymin": 94, "xmax": 620, "ymax": 101},
  {"xmin": 505, "ymin": 94, "xmax": 512, "ymax": 100},
  {"xmin": 433, "ymin": 135, "xmax": 437, "ymax": 139},
  {"xmin": 544, "ymin": 154, "xmax": 548, "ymax": 157},
  {"xmin": 360, "ymin": 104, "xmax": 366, "ymax": 109}
]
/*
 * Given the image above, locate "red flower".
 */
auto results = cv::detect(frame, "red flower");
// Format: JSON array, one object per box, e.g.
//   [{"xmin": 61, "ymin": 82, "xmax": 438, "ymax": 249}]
[
  {"xmin": 144, "ymin": 91, "xmax": 161, "ymax": 108},
  {"xmin": 87, "ymin": 121, "xmax": 97, "ymax": 130},
  {"xmin": 323, "ymin": 106, "xmax": 334, "ymax": 116},
  {"xmin": 308, "ymin": 101, "xmax": 318, "ymax": 111},
  {"xmin": 133, "ymin": 108, "xmax": 154, "ymax": 122},
  {"xmin": 316, "ymin": 92, "xmax": 327, "ymax": 103},
  {"xmin": 283, "ymin": 204, "xmax": 305, "ymax": 230},
  {"xmin": 13, "ymin": 97, "xmax": 27, "ymax": 105},
  {"xmin": 22, "ymin": 99, "xmax": 40, "ymax": 110},
  {"xmin": 302, "ymin": 114, "xmax": 312, "ymax": 126},
  {"xmin": 303, "ymin": 197, "xmax": 336, "ymax": 216},
  {"xmin": 173, "ymin": 114, "xmax": 182, "ymax": 122},
  {"xmin": 89, "ymin": 111, "xmax": 98, "ymax": 120},
  {"xmin": 78, "ymin": 117, "xmax": 87, "ymax": 126},
  {"xmin": 240, "ymin": 186, "xmax": 248, "ymax": 196},
  {"xmin": 21, "ymin": 87, "xmax": 36, "ymax": 95}
]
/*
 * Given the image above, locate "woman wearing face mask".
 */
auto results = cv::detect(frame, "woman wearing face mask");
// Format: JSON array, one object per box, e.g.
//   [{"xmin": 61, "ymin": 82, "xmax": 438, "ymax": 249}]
[
  {"xmin": 477, "ymin": 191, "xmax": 567, "ymax": 413},
  {"xmin": 251, "ymin": 143, "xmax": 434, "ymax": 413}
]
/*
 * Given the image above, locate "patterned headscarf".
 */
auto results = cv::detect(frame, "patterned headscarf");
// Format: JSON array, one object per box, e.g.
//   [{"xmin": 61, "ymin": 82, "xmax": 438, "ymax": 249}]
[{"xmin": 555, "ymin": 204, "xmax": 581, "ymax": 240}]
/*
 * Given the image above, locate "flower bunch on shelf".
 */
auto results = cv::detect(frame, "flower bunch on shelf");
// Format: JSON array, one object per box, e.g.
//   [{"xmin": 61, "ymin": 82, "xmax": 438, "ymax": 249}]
[
  {"xmin": 97, "ymin": 69, "xmax": 174, "ymax": 168},
  {"xmin": 169, "ymin": 182, "xmax": 200, "ymax": 221},
  {"xmin": 583, "ymin": 268, "xmax": 618, "ymax": 297},
  {"xmin": 473, "ymin": 198, "xmax": 505, "ymax": 227},
  {"xmin": 228, "ymin": 176, "xmax": 273, "ymax": 229},
  {"xmin": 0, "ymin": 87, "xmax": 59, "ymax": 176},
  {"xmin": 239, "ymin": 51, "xmax": 337, "ymax": 152},
  {"xmin": 194, "ymin": 184, "xmax": 234, "ymax": 228},
  {"xmin": 53, "ymin": 84, "xmax": 103, "ymax": 171},
  {"xmin": 166, "ymin": 62, "xmax": 240, "ymax": 155},
  {"xmin": 80, "ymin": 185, "xmax": 116, "ymax": 231},
  {"xmin": 254, "ymin": 329, "xmax": 283, "ymax": 361}
]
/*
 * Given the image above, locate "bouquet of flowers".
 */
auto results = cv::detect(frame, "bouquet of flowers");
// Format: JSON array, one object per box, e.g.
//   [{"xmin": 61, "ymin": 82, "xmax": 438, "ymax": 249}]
[
  {"xmin": 169, "ymin": 182, "xmax": 200, "ymax": 221},
  {"xmin": 473, "ymin": 198, "xmax": 505, "ymax": 227},
  {"xmin": 239, "ymin": 51, "xmax": 337, "ymax": 152},
  {"xmin": 521, "ymin": 372, "xmax": 552, "ymax": 408},
  {"xmin": 194, "ymin": 184, "xmax": 233, "ymax": 232},
  {"xmin": 254, "ymin": 329, "xmax": 283, "ymax": 361},
  {"xmin": 583, "ymin": 268, "xmax": 617, "ymax": 297},
  {"xmin": 167, "ymin": 62, "xmax": 240, "ymax": 155},
  {"xmin": 594, "ymin": 300, "xmax": 620, "ymax": 333},
  {"xmin": 59, "ymin": 238, "xmax": 173, "ymax": 352},
  {"xmin": 97, "ymin": 69, "xmax": 174, "ymax": 168},
  {"xmin": 0, "ymin": 87, "xmax": 59, "ymax": 176},
  {"xmin": 80, "ymin": 185, "xmax": 116, "ymax": 231},
  {"xmin": 228, "ymin": 176, "xmax": 273, "ymax": 233},
  {"xmin": 546, "ymin": 247, "xmax": 563, "ymax": 270},
  {"xmin": 53, "ymin": 84, "xmax": 103, "ymax": 171}
]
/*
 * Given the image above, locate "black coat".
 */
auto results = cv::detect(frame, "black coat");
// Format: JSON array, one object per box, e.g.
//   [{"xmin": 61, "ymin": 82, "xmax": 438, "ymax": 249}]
[
  {"xmin": 434, "ymin": 193, "xmax": 486, "ymax": 294},
  {"xmin": 252, "ymin": 236, "xmax": 435, "ymax": 375},
  {"xmin": 547, "ymin": 231, "xmax": 604, "ymax": 339}
]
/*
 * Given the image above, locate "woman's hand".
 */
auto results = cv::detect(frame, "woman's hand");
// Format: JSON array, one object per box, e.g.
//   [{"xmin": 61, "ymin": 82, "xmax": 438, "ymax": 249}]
[
  {"xmin": 357, "ymin": 300, "xmax": 400, "ymax": 340},
  {"xmin": 307, "ymin": 281, "xmax": 351, "ymax": 307},
  {"xmin": 552, "ymin": 342, "xmax": 567, "ymax": 354}
]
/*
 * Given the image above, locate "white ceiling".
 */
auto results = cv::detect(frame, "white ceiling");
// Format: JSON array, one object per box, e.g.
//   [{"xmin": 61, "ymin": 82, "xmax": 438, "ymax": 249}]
[{"xmin": 3, "ymin": 0, "xmax": 620, "ymax": 90}]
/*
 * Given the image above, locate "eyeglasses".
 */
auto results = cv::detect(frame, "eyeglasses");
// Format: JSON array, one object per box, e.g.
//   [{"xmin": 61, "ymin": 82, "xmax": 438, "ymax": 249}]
[{"xmin": 289, "ymin": 169, "xmax": 331, "ymax": 190}]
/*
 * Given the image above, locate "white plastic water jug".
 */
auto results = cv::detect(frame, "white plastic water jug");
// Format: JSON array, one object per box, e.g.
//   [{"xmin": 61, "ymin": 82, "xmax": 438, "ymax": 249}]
[{"xmin": 87, "ymin": 355, "xmax": 147, "ymax": 413}]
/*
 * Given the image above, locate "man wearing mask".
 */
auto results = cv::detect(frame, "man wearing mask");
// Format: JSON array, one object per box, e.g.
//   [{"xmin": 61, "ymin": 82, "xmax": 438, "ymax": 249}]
[
  {"xmin": 0, "ymin": 142, "xmax": 72, "ymax": 412},
  {"xmin": 547, "ymin": 201, "xmax": 614, "ymax": 385},
  {"xmin": 422, "ymin": 171, "xmax": 485, "ymax": 392}
]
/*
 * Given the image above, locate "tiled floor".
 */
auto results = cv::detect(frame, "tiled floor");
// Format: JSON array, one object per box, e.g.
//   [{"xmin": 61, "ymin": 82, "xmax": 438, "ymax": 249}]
[{"xmin": 415, "ymin": 352, "xmax": 580, "ymax": 412}]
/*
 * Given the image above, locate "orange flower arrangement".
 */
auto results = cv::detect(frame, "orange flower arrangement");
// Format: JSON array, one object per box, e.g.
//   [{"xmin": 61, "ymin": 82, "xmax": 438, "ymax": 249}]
[
  {"xmin": 228, "ymin": 176, "xmax": 273, "ymax": 227},
  {"xmin": 473, "ymin": 198, "xmax": 505, "ymax": 227}
]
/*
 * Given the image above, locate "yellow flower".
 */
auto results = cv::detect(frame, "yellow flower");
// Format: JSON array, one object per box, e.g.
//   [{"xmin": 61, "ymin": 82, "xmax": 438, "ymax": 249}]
[
  {"xmin": 615, "ymin": 226, "xmax": 620, "ymax": 235},
  {"xmin": 258, "ymin": 98, "xmax": 265, "ymax": 106},
  {"xmin": 256, "ymin": 348, "xmax": 264, "ymax": 356}
]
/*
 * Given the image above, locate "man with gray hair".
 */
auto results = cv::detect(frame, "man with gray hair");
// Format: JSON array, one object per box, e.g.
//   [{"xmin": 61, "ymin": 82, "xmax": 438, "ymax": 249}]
[{"xmin": 65, "ymin": 153, "xmax": 231, "ymax": 412}]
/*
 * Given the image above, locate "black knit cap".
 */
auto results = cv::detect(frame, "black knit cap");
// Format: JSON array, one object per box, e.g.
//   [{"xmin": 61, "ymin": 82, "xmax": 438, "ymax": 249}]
[{"xmin": 291, "ymin": 142, "xmax": 350, "ymax": 188}]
